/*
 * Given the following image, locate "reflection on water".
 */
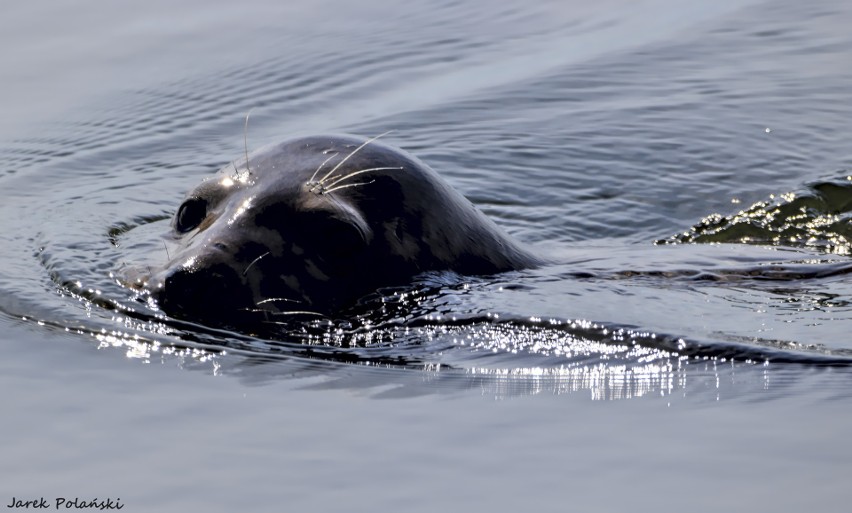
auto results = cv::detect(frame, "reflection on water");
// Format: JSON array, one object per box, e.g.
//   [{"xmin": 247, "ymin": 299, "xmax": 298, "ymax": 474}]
[
  {"xmin": 95, "ymin": 310, "xmax": 843, "ymax": 403},
  {"xmin": 464, "ymin": 362, "xmax": 730, "ymax": 401},
  {"xmin": 82, "ymin": 298, "xmax": 839, "ymax": 402}
]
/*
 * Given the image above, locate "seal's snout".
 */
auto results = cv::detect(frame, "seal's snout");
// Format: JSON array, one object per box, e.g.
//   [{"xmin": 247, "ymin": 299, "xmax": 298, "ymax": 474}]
[{"xmin": 155, "ymin": 262, "xmax": 252, "ymax": 319}]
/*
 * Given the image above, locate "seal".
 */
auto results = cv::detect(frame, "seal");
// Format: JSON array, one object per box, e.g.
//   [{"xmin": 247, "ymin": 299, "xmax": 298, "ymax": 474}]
[{"xmin": 137, "ymin": 134, "xmax": 538, "ymax": 324}]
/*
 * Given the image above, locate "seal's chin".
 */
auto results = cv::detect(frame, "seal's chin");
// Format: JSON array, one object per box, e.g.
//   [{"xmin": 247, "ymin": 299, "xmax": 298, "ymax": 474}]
[
  {"xmin": 114, "ymin": 260, "xmax": 253, "ymax": 323},
  {"xmin": 148, "ymin": 262, "xmax": 255, "ymax": 321}
]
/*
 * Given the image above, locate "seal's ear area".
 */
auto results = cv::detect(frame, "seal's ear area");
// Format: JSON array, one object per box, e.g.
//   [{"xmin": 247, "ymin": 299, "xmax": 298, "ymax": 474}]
[{"xmin": 174, "ymin": 197, "xmax": 207, "ymax": 233}]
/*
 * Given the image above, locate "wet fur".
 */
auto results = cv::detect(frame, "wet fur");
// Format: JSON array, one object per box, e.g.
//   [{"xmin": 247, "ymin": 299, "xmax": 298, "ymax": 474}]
[{"xmin": 140, "ymin": 134, "xmax": 538, "ymax": 323}]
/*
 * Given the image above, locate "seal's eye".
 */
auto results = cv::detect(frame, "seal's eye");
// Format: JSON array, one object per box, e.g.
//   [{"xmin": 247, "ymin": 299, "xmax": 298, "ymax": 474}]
[{"xmin": 175, "ymin": 198, "xmax": 207, "ymax": 233}]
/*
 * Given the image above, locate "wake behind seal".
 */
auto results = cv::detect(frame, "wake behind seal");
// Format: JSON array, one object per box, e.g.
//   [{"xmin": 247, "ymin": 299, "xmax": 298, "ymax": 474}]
[{"xmin": 129, "ymin": 134, "xmax": 539, "ymax": 324}]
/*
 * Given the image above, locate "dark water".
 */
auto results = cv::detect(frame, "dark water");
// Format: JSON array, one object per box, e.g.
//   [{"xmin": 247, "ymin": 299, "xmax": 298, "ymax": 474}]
[{"xmin": 2, "ymin": 0, "xmax": 852, "ymax": 511}]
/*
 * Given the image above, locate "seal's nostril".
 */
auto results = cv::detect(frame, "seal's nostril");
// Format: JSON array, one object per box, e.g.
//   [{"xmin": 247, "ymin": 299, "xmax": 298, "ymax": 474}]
[
  {"xmin": 212, "ymin": 242, "xmax": 229, "ymax": 252},
  {"xmin": 157, "ymin": 262, "xmax": 250, "ymax": 320}
]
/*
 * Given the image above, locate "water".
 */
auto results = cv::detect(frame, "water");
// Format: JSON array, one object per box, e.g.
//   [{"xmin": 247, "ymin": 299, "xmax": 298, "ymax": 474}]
[{"xmin": 2, "ymin": 0, "xmax": 852, "ymax": 511}]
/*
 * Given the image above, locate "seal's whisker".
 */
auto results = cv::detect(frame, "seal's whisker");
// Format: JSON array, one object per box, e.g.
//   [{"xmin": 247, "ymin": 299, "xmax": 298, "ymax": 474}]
[
  {"xmin": 256, "ymin": 297, "xmax": 302, "ymax": 305},
  {"xmin": 243, "ymin": 251, "xmax": 270, "ymax": 276},
  {"xmin": 243, "ymin": 108, "xmax": 255, "ymax": 174},
  {"xmin": 307, "ymin": 151, "xmax": 340, "ymax": 185},
  {"xmin": 162, "ymin": 241, "xmax": 170, "ymax": 260},
  {"xmin": 323, "ymin": 180, "xmax": 376, "ymax": 195},
  {"xmin": 317, "ymin": 131, "xmax": 392, "ymax": 184},
  {"xmin": 260, "ymin": 310, "xmax": 328, "ymax": 321},
  {"xmin": 322, "ymin": 166, "xmax": 403, "ymax": 190},
  {"xmin": 271, "ymin": 310, "xmax": 326, "ymax": 317},
  {"xmin": 241, "ymin": 307, "xmax": 320, "ymax": 314}
]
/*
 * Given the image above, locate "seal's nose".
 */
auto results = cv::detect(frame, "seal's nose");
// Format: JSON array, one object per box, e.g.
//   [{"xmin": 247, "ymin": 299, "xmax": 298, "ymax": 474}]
[{"xmin": 155, "ymin": 262, "xmax": 252, "ymax": 321}]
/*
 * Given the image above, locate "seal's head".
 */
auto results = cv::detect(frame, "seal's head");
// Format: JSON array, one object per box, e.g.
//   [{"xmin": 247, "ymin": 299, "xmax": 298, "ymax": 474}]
[{"xmin": 138, "ymin": 134, "xmax": 536, "ymax": 324}]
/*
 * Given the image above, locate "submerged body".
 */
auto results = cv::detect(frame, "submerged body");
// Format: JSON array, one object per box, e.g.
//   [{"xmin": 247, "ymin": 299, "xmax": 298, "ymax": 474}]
[{"xmin": 138, "ymin": 134, "xmax": 538, "ymax": 323}]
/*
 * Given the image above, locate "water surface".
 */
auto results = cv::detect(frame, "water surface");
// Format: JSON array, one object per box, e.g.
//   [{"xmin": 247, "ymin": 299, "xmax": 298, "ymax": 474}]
[{"xmin": 2, "ymin": 0, "xmax": 852, "ymax": 511}]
